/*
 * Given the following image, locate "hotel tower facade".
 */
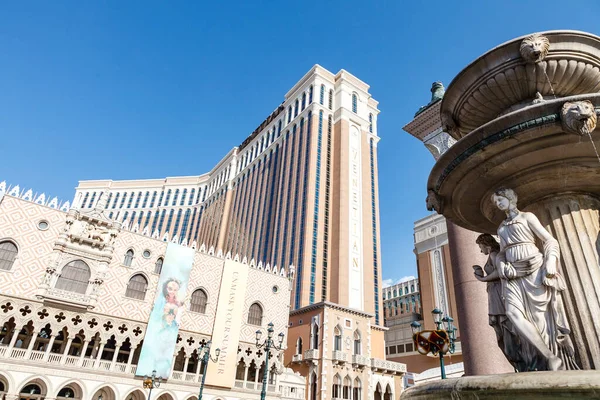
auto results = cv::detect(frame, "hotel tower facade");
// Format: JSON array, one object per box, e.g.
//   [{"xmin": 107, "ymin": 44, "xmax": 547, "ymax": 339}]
[{"xmin": 72, "ymin": 65, "xmax": 404, "ymax": 399}]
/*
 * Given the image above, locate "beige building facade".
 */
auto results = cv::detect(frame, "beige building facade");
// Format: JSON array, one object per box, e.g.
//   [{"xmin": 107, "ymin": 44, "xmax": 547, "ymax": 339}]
[{"xmin": 0, "ymin": 190, "xmax": 299, "ymax": 400}]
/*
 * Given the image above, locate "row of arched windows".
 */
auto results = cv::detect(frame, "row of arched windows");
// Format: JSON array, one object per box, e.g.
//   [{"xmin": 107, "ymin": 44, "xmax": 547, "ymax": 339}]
[{"xmin": 1, "ymin": 240, "xmax": 266, "ymax": 323}]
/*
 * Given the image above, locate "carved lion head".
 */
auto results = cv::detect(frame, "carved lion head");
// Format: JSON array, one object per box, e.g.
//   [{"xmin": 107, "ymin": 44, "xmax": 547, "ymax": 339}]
[
  {"xmin": 561, "ymin": 100, "xmax": 597, "ymax": 135},
  {"xmin": 520, "ymin": 33, "xmax": 550, "ymax": 63},
  {"xmin": 426, "ymin": 189, "xmax": 443, "ymax": 214}
]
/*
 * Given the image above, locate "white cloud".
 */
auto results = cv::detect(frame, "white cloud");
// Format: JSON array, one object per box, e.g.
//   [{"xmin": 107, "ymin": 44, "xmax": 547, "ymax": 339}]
[{"xmin": 382, "ymin": 275, "xmax": 416, "ymax": 288}]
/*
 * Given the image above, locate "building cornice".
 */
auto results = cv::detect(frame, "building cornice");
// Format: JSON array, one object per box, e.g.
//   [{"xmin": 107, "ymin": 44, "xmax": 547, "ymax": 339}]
[{"xmin": 290, "ymin": 301, "xmax": 374, "ymax": 319}]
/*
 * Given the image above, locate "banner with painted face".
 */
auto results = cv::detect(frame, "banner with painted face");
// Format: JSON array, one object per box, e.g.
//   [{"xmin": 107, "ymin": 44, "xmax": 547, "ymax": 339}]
[{"xmin": 135, "ymin": 243, "xmax": 195, "ymax": 378}]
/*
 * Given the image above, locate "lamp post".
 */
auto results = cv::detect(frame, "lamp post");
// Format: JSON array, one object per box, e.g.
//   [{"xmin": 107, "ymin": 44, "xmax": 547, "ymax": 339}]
[
  {"xmin": 411, "ymin": 309, "xmax": 457, "ymax": 380},
  {"xmin": 255, "ymin": 322, "xmax": 285, "ymax": 400},
  {"xmin": 197, "ymin": 340, "xmax": 221, "ymax": 400},
  {"xmin": 142, "ymin": 370, "xmax": 162, "ymax": 400}
]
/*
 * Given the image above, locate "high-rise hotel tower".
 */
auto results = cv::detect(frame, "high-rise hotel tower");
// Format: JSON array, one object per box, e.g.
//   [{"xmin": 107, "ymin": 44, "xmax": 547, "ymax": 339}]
[
  {"xmin": 75, "ymin": 65, "xmax": 383, "ymax": 321},
  {"xmin": 75, "ymin": 66, "xmax": 404, "ymax": 398}
]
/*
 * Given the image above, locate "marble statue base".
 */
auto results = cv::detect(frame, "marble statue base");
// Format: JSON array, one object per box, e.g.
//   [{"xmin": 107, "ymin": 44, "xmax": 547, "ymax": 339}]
[{"xmin": 401, "ymin": 371, "xmax": 600, "ymax": 399}]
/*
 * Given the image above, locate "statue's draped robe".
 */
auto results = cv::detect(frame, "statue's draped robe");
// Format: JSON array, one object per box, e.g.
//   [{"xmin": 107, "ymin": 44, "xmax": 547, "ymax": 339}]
[{"xmin": 498, "ymin": 216, "xmax": 578, "ymax": 370}]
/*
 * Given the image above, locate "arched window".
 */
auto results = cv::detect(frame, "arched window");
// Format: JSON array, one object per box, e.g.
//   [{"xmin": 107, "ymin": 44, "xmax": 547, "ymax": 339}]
[
  {"xmin": 334, "ymin": 326, "xmax": 342, "ymax": 351},
  {"xmin": 343, "ymin": 376, "xmax": 351, "ymax": 399},
  {"xmin": 369, "ymin": 113, "xmax": 373, "ymax": 133},
  {"xmin": 328, "ymin": 89, "xmax": 333, "ymax": 110},
  {"xmin": 173, "ymin": 189, "xmax": 179, "ymax": 206},
  {"xmin": 312, "ymin": 323, "xmax": 319, "ymax": 350},
  {"xmin": 405, "ymin": 287, "xmax": 408, "ymax": 295},
  {"xmin": 188, "ymin": 189, "xmax": 196, "ymax": 205},
  {"xmin": 287, "ymin": 106, "xmax": 292, "ymax": 123},
  {"xmin": 296, "ymin": 337, "xmax": 303, "ymax": 355},
  {"xmin": 55, "ymin": 260, "xmax": 91, "ymax": 294},
  {"xmin": 352, "ymin": 93, "xmax": 358, "ymax": 113},
  {"xmin": 332, "ymin": 375, "xmax": 341, "ymax": 399},
  {"xmin": 353, "ymin": 330, "xmax": 361, "ymax": 355},
  {"xmin": 81, "ymin": 192, "xmax": 90, "ymax": 209},
  {"xmin": 353, "ymin": 378, "xmax": 361, "ymax": 400},
  {"xmin": 247, "ymin": 303, "xmax": 263, "ymax": 326},
  {"xmin": 123, "ymin": 249, "xmax": 134, "ymax": 267},
  {"xmin": 320, "ymin": 84, "xmax": 325, "ymax": 105},
  {"xmin": 21, "ymin": 384, "xmax": 43, "ymax": 398},
  {"xmin": 309, "ymin": 85, "xmax": 313, "ymax": 104},
  {"xmin": 125, "ymin": 274, "xmax": 148, "ymax": 300},
  {"xmin": 0, "ymin": 240, "xmax": 18, "ymax": 271},
  {"xmin": 57, "ymin": 387, "xmax": 76, "ymax": 399},
  {"xmin": 294, "ymin": 99, "xmax": 299, "ymax": 117},
  {"xmin": 301, "ymin": 93, "xmax": 306, "ymax": 111},
  {"xmin": 190, "ymin": 289, "xmax": 208, "ymax": 313},
  {"xmin": 154, "ymin": 257, "xmax": 164, "ymax": 274},
  {"xmin": 112, "ymin": 192, "xmax": 120, "ymax": 209},
  {"xmin": 142, "ymin": 191, "xmax": 150, "ymax": 208}
]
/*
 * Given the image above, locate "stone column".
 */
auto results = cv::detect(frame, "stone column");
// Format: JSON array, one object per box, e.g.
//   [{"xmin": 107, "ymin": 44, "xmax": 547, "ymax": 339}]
[
  {"xmin": 42, "ymin": 335, "xmax": 57, "ymax": 362},
  {"xmin": 78, "ymin": 340, "xmax": 90, "ymax": 366},
  {"xmin": 5, "ymin": 328, "xmax": 20, "ymax": 356},
  {"xmin": 446, "ymin": 221, "xmax": 513, "ymax": 375},
  {"xmin": 526, "ymin": 193, "xmax": 600, "ymax": 369},
  {"xmin": 110, "ymin": 344, "xmax": 120, "ymax": 371},
  {"xmin": 126, "ymin": 345, "xmax": 136, "ymax": 373},
  {"xmin": 60, "ymin": 337, "xmax": 74, "ymax": 364},
  {"xmin": 182, "ymin": 355, "xmax": 190, "ymax": 378},
  {"xmin": 94, "ymin": 342, "xmax": 105, "ymax": 368},
  {"xmin": 24, "ymin": 331, "xmax": 38, "ymax": 359}
]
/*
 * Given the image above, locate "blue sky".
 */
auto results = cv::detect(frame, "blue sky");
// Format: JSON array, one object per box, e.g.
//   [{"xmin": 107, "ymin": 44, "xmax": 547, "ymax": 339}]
[{"xmin": 1, "ymin": 1, "xmax": 599, "ymax": 284}]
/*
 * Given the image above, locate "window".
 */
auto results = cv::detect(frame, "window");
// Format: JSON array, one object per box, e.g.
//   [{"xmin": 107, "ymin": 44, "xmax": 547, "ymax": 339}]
[
  {"xmin": 190, "ymin": 289, "xmax": 208, "ymax": 313},
  {"xmin": 301, "ymin": 93, "xmax": 306, "ymax": 111},
  {"xmin": 189, "ymin": 189, "xmax": 195, "ymax": 205},
  {"xmin": 247, "ymin": 302, "xmax": 263, "ymax": 325},
  {"xmin": 294, "ymin": 99, "xmax": 299, "ymax": 117},
  {"xmin": 287, "ymin": 106, "xmax": 292, "ymax": 123},
  {"xmin": 353, "ymin": 378, "xmax": 361, "ymax": 400},
  {"xmin": 173, "ymin": 189, "xmax": 179, "ymax": 206},
  {"xmin": 343, "ymin": 376, "xmax": 351, "ymax": 399},
  {"xmin": 328, "ymin": 89, "xmax": 333, "ymax": 110},
  {"xmin": 0, "ymin": 241, "xmax": 18, "ymax": 271},
  {"xmin": 123, "ymin": 250, "xmax": 134, "ymax": 266},
  {"xmin": 352, "ymin": 93, "xmax": 357, "ymax": 113},
  {"xmin": 154, "ymin": 257, "xmax": 164, "ymax": 274},
  {"xmin": 353, "ymin": 331, "xmax": 361, "ymax": 355},
  {"xmin": 142, "ymin": 191, "xmax": 150, "ymax": 208},
  {"xmin": 334, "ymin": 326, "xmax": 342, "ymax": 351},
  {"xmin": 55, "ymin": 260, "xmax": 90, "ymax": 294},
  {"xmin": 309, "ymin": 85, "xmax": 313, "ymax": 104},
  {"xmin": 332, "ymin": 375, "xmax": 341, "ymax": 399},
  {"xmin": 296, "ymin": 337, "xmax": 303, "ymax": 354},
  {"xmin": 57, "ymin": 387, "xmax": 76, "ymax": 399},
  {"xmin": 320, "ymin": 84, "xmax": 325, "ymax": 105},
  {"xmin": 369, "ymin": 113, "xmax": 373, "ymax": 133},
  {"xmin": 125, "ymin": 274, "xmax": 148, "ymax": 300}
]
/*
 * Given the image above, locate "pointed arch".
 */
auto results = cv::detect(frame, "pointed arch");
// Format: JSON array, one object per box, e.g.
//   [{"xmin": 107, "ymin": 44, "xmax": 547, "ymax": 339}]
[
  {"xmin": 190, "ymin": 288, "xmax": 208, "ymax": 314},
  {"xmin": 333, "ymin": 325, "xmax": 342, "ymax": 351},
  {"xmin": 247, "ymin": 302, "xmax": 263, "ymax": 326},
  {"xmin": 125, "ymin": 274, "xmax": 148, "ymax": 300},
  {"xmin": 332, "ymin": 374, "xmax": 342, "ymax": 399},
  {"xmin": 55, "ymin": 260, "xmax": 90, "ymax": 294},
  {"xmin": 0, "ymin": 240, "xmax": 18, "ymax": 271},
  {"xmin": 353, "ymin": 329, "xmax": 362, "ymax": 355}
]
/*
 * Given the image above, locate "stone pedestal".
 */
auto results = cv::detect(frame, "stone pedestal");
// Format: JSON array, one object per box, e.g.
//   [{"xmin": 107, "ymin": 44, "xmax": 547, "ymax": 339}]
[
  {"xmin": 401, "ymin": 370, "xmax": 600, "ymax": 400},
  {"xmin": 446, "ymin": 222, "xmax": 513, "ymax": 375},
  {"xmin": 526, "ymin": 193, "xmax": 600, "ymax": 369}
]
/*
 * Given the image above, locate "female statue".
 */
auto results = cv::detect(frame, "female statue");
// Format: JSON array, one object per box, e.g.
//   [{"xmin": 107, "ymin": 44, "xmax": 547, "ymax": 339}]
[
  {"xmin": 490, "ymin": 188, "xmax": 578, "ymax": 371},
  {"xmin": 473, "ymin": 234, "xmax": 526, "ymax": 371}
]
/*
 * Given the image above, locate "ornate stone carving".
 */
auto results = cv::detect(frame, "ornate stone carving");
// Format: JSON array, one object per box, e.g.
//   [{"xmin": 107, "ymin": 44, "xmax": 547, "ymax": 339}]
[
  {"xmin": 425, "ymin": 190, "xmax": 443, "ymax": 214},
  {"xmin": 520, "ymin": 33, "xmax": 550, "ymax": 63},
  {"xmin": 490, "ymin": 188, "xmax": 578, "ymax": 371},
  {"xmin": 560, "ymin": 100, "xmax": 597, "ymax": 135}
]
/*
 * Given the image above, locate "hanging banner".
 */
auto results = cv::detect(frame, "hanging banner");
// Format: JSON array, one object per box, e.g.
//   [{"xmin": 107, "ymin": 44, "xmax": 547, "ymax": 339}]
[
  {"xmin": 205, "ymin": 259, "xmax": 249, "ymax": 388},
  {"xmin": 136, "ymin": 243, "xmax": 195, "ymax": 378}
]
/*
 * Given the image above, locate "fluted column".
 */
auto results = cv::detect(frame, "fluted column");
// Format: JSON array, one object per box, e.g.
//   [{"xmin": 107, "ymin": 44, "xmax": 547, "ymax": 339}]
[
  {"xmin": 446, "ymin": 221, "xmax": 513, "ymax": 375},
  {"xmin": 526, "ymin": 193, "xmax": 600, "ymax": 369}
]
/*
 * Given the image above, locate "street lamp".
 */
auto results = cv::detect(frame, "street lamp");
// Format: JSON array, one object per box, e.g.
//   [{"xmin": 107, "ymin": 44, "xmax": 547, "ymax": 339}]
[
  {"xmin": 411, "ymin": 309, "xmax": 457, "ymax": 379},
  {"xmin": 142, "ymin": 370, "xmax": 162, "ymax": 400},
  {"xmin": 197, "ymin": 340, "xmax": 221, "ymax": 400},
  {"xmin": 255, "ymin": 322, "xmax": 285, "ymax": 400}
]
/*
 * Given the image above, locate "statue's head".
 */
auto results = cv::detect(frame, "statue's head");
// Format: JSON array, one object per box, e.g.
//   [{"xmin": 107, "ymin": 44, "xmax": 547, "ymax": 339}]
[
  {"xmin": 491, "ymin": 188, "xmax": 518, "ymax": 212},
  {"xmin": 561, "ymin": 100, "xmax": 597, "ymax": 135},
  {"xmin": 476, "ymin": 233, "xmax": 500, "ymax": 254},
  {"xmin": 520, "ymin": 33, "xmax": 550, "ymax": 63}
]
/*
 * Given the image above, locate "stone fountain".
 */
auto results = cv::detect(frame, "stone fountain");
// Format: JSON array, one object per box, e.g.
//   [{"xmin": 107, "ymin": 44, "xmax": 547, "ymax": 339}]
[{"xmin": 403, "ymin": 30, "xmax": 600, "ymax": 398}]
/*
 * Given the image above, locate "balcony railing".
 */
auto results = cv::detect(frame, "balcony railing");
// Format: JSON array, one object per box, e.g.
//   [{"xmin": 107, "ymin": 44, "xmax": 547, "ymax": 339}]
[
  {"xmin": 351, "ymin": 354, "xmax": 370, "ymax": 367},
  {"xmin": 371, "ymin": 357, "xmax": 406, "ymax": 373},
  {"xmin": 234, "ymin": 380, "xmax": 277, "ymax": 393},
  {"xmin": 292, "ymin": 353, "xmax": 303, "ymax": 363},
  {"xmin": 331, "ymin": 350, "xmax": 347, "ymax": 364},
  {"xmin": 304, "ymin": 349, "xmax": 319, "ymax": 361}
]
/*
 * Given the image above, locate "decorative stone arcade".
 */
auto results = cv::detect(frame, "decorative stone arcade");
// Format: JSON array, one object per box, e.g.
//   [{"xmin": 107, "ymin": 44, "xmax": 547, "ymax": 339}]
[{"xmin": 426, "ymin": 31, "xmax": 600, "ymax": 371}]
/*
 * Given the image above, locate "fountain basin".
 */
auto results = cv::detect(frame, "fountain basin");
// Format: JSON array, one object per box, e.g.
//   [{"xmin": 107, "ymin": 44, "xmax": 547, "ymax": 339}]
[
  {"xmin": 428, "ymin": 94, "xmax": 600, "ymax": 234},
  {"xmin": 442, "ymin": 30, "xmax": 600, "ymax": 139},
  {"xmin": 401, "ymin": 370, "xmax": 600, "ymax": 399}
]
